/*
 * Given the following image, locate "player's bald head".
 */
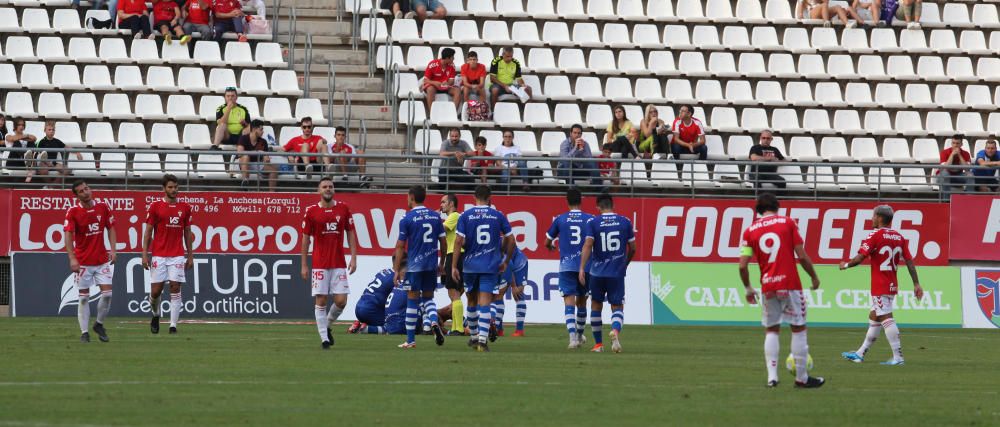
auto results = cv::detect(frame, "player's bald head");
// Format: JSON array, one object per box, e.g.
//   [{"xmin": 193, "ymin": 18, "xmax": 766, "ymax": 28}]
[{"xmin": 873, "ymin": 205, "xmax": 894, "ymax": 227}]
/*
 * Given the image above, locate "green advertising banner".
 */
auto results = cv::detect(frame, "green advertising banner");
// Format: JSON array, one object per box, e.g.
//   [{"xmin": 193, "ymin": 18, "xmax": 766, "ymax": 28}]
[{"xmin": 650, "ymin": 263, "xmax": 962, "ymax": 327}]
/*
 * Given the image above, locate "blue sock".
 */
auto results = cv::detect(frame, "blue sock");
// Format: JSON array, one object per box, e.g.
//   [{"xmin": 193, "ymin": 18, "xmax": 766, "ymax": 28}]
[
  {"xmin": 423, "ymin": 298, "xmax": 439, "ymax": 326},
  {"xmin": 478, "ymin": 305, "xmax": 492, "ymax": 342},
  {"xmin": 576, "ymin": 307, "xmax": 587, "ymax": 336},
  {"xmin": 591, "ymin": 310, "xmax": 603, "ymax": 344},
  {"xmin": 366, "ymin": 325, "xmax": 385, "ymax": 334},
  {"xmin": 405, "ymin": 297, "xmax": 419, "ymax": 344},
  {"xmin": 564, "ymin": 305, "xmax": 576, "ymax": 337},
  {"xmin": 495, "ymin": 300, "xmax": 505, "ymax": 332},
  {"xmin": 611, "ymin": 309, "xmax": 623, "ymax": 332},
  {"xmin": 466, "ymin": 304, "xmax": 478, "ymax": 333},
  {"xmin": 516, "ymin": 300, "xmax": 526, "ymax": 331}
]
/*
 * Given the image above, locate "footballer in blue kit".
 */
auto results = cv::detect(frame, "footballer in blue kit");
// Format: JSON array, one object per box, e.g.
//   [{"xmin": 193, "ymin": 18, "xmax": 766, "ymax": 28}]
[
  {"xmin": 544, "ymin": 188, "xmax": 595, "ymax": 349},
  {"xmin": 495, "ymin": 245, "xmax": 529, "ymax": 337},
  {"xmin": 394, "ymin": 185, "xmax": 448, "ymax": 348},
  {"xmin": 351, "ymin": 267, "xmax": 407, "ymax": 335},
  {"xmin": 452, "ymin": 185, "xmax": 514, "ymax": 352},
  {"xmin": 579, "ymin": 192, "xmax": 636, "ymax": 354}
]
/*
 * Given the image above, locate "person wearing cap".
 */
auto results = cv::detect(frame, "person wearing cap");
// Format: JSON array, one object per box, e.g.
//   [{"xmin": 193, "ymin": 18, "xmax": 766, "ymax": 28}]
[
  {"xmin": 236, "ymin": 119, "xmax": 277, "ymax": 191},
  {"xmin": 213, "ymin": 87, "xmax": 251, "ymax": 149}
]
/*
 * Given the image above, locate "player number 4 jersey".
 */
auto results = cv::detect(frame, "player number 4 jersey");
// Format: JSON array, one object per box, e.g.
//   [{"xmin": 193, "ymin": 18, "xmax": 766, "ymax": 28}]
[
  {"xmin": 301, "ymin": 201, "xmax": 355, "ymax": 269},
  {"xmin": 64, "ymin": 202, "xmax": 115, "ymax": 265},
  {"xmin": 858, "ymin": 228, "xmax": 912, "ymax": 296},
  {"xmin": 740, "ymin": 215, "xmax": 803, "ymax": 292},
  {"xmin": 145, "ymin": 200, "xmax": 192, "ymax": 258}
]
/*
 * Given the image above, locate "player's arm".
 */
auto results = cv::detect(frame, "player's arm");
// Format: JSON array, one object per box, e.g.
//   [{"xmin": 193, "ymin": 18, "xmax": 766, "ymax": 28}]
[
  {"xmin": 451, "ymin": 234, "xmax": 464, "ymax": 283},
  {"xmin": 499, "ymin": 234, "xmax": 514, "ymax": 273},
  {"xmin": 840, "ymin": 252, "xmax": 867, "ymax": 270},
  {"xmin": 904, "ymin": 258, "xmax": 924, "ymax": 300},
  {"xmin": 64, "ymin": 230, "xmax": 80, "ymax": 273},
  {"xmin": 625, "ymin": 240, "xmax": 636, "ymax": 266},
  {"xmin": 437, "ymin": 235, "xmax": 447, "ymax": 275},
  {"xmin": 347, "ymin": 229, "xmax": 359, "ymax": 274},
  {"xmin": 183, "ymin": 225, "xmax": 194, "ymax": 269},
  {"xmin": 738, "ymin": 244, "xmax": 757, "ymax": 304},
  {"xmin": 141, "ymin": 222, "xmax": 153, "ymax": 270},
  {"xmin": 544, "ymin": 236, "xmax": 555, "ymax": 251},
  {"xmin": 578, "ymin": 237, "xmax": 593, "ymax": 286},
  {"xmin": 300, "ymin": 232, "xmax": 311, "ymax": 281},
  {"xmin": 107, "ymin": 226, "xmax": 117, "ymax": 264},
  {"xmin": 794, "ymin": 245, "xmax": 820, "ymax": 290},
  {"xmin": 393, "ymin": 240, "xmax": 406, "ymax": 285}
]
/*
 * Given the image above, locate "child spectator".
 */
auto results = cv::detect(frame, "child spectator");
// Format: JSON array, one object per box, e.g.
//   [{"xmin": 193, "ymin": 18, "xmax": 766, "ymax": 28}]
[
  {"xmin": 598, "ymin": 144, "xmax": 619, "ymax": 185},
  {"xmin": 460, "ymin": 51, "xmax": 488, "ymax": 106},
  {"xmin": 468, "ymin": 136, "xmax": 500, "ymax": 183},
  {"xmin": 182, "ymin": 0, "xmax": 212, "ymax": 39},
  {"xmin": 153, "ymin": 0, "xmax": 191, "ymax": 44}
]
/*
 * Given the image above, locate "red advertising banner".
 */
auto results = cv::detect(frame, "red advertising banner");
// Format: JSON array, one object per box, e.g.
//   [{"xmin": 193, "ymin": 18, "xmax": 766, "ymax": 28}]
[
  {"xmin": 0, "ymin": 189, "xmax": 10, "ymax": 256},
  {"xmin": 948, "ymin": 195, "xmax": 1000, "ymax": 261},
  {"xmin": 6, "ymin": 189, "xmax": 951, "ymax": 265}
]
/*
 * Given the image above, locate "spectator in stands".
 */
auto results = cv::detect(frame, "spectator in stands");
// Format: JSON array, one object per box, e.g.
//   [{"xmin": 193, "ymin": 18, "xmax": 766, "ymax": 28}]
[
  {"xmin": 670, "ymin": 104, "xmax": 708, "ymax": 161},
  {"xmin": 281, "ymin": 116, "xmax": 326, "ymax": 173},
  {"xmin": 494, "ymin": 130, "xmax": 526, "ymax": 184},
  {"xmin": 236, "ymin": 120, "xmax": 277, "ymax": 191},
  {"xmin": 489, "ymin": 47, "xmax": 532, "ymax": 112},
  {"xmin": 182, "ymin": 0, "xmax": 213, "ymax": 39},
  {"xmin": 468, "ymin": 137, "xmax": 499, "ymax": 184},
  {"xmin": 460, "ymin": 51, "xmax": 488, "ymax": 107},
  {"xmin": 381, "ymin": 0, "xmax": 410, "ymax": 19},
  {"xmin": 973, "ymin": 138, "xmax": 1000, "ymax": 193},
  {"xmin": 936, "ymin": 135, "xmax": 974, "ymax": 201},
  {"xmin": 212, "ymin": 0, "xmax": 248, "ymax": 42},
  {"xmin": 24, "ymin": 120, "xmax": 82, "ymax": 186},
  {"xmin": 409, "ymin": 0, "xmax": 446, "ymax": 25},
  {"xmin": 422, "ymin": 48, "xmax": 460, "ymax": 114},
  {"xmin": 557, "ymin": 124, "xmax": 600, "ymax": 186},
  {"xmin": 851, "ymin": 0, "xmax": 884, "ymax": 26},
  {"xmin": 748, "ymin": 130, "xmax": 787, "ymax": 190},
  {"xmin": 597, "ymin": 143, "xmax": 619, "ymax": 186},
  {"xmin": 893, "ymin": 0, "xmax": 922, "ymax": 29},
  {"xmin": 328, "ymin": 126, "xmax": 373, "ymax": 186},
  {"xmin": 4, "ymin": 117, "xmax": 34, "ymax": 177},
  {"xmin": 439, "ymin": 128, "xmax": 474, "ymax": 186},
  {"xmin": 117, "ymin": 0, "xmax": 154, "ymax": 39},
  {"xmin": 213, "ymin": 87, "xmax": 251, "ymax": 149},
  {"xmin": 609, "ymin": 127, "xmax": 642, "ymax": 159},
  {"xmin": 639, "ymin": 105, "xmax": 670, "ymax": 156},
  {"xmin": 0, "ymin": 114, "xmax": 7, "ymax": 146},
  {"xmin": 604, "ymin": 105, "xmax": 633, "ymax": 146},
  {"xmin": 796, "ymin": 0, "xmax": 858, "ymax": 27},
  {"xmin": 152, "ymin": 0, "xmax": 191, "ymax": 44}
]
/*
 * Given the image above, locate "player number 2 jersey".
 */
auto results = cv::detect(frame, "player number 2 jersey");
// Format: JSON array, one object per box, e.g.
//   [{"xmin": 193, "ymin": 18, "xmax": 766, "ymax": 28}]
[
  {"xmin": 740, "ymin": 215, "xmax": 803, "ymax": 292},
  {"xmin": 145, "ymin": 200, "xmax": 192, "ymax": 258},
  {"xmin": 456, "ymin": 206, "xmax": 512, "ymax": 274},
  {"xmin": 585, "ymin": 213, "xmax": 635, "ymax": 278},
  {"xmin": 397, "ymin": 206, "xmax": 445, "ymax": 272},
  {"xmin": 302, "ymin": 201, "xmax": 355, "ymax": 269},
  {"xmin": 546, "ymin": 210, "xmax": 595, "ymax": 272},
  {"xmin": 64, "ymin": 202, "xmax": 115, "ymax": 265},
  {"xmin": 858, "ymin": 228, "xmax": 912, "ymax": 296}
]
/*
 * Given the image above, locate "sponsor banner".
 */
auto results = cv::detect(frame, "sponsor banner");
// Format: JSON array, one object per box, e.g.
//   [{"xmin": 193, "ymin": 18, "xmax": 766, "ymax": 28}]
[
  {"xmin": 0, "ymin": 188, "xmax": 9, "ymax": 255},
  {"xmin": 960, "ymin": 267, "xmax": 1000, "ymax": 328},
  {"xmin": 650, "ymin": 263, "xmax": 962, "ymax": 327},
  {"xmin": 948, "ymin": 195, "xmax": 1000, "ymax": 261},
  {"xmin": 10, "ymin": 252, "xmax": 653, "ymax": 325},
  {"xmin": 8, "ymin": 190, "xmax": 949, "ymax": 265}
]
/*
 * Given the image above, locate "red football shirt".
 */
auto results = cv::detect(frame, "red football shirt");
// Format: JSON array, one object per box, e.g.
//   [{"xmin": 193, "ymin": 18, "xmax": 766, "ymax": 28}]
[
  {"xmin": 858, "ymin": 228, "xmax": 912, "ymax": 296},
  {"xmin": 117, "ymin": 0, "xmax": 148, "ymax": 22},
  {"xmin": 152, "ymin": 0, "xmax": 179, "ymax": 22},
  {"xmin": 64, "ymin": 202, "xmax": 115, "ymax": 266},
  {"xmin": 184, "ymin": 0, "xmax": 210, "ymax": 24},
  {"xmin": 284, "ymin": 135, "xmax": 324, "ymax": 163},
  {"xmin": 328, "ymin": 143, "xmax": 355, "ymax": 155},
  {"xmin": 423, "ymin": 59, "xmax": 456, "ymax": 88},
  {"xmin": 937, "ymin": 148, "xmax": 972, "ymax": 175},
  {"xmin": 671, "ymin": 117, "xmax": 705, "ymax": 144},
  {"xmin": 145, "ymin": 200, "xmax": 193, "ymax": 257},
  {"xmin": 212, "ymin": 0, "xmax": 241, "ymax": 14},
  {"xmin": 741, "ymin": 214, "xmax": 804, "ymax": 293},
  {"xmin": 301, "ymin": 201, "xmax": 355, "ymax": 269}
]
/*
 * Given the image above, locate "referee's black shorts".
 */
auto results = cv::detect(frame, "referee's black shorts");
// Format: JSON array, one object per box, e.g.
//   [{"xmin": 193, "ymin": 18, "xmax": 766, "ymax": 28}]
[{"xmin": 442, "ymin": 251, "xmax": 464, "ymax": 291}]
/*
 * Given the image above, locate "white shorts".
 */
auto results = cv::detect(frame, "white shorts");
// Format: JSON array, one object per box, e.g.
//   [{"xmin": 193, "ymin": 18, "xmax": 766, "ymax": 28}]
[
  {"xmin": 311, "ymin": 268, "xmax": 350, "ymax": 296},
  {"xmin": 871, "ymin": 295, "xmax": 895, "ymax": 316},
  {"xmin": 151, "ymin": 256, "xmax": 187, "ymax": 284},
  {"xmin": 761, "ymin": 290, "xmax": 807, "ymax": 327},
  {"xmin": 76, "ymin": 262, "xmax": 113, "ymax": 289}
]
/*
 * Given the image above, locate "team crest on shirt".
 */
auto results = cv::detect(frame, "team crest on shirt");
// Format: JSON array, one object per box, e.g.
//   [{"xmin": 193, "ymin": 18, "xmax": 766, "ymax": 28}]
[{"xmin": 975, "ymin": 270, "xmax": 1000, "ymax": 328}]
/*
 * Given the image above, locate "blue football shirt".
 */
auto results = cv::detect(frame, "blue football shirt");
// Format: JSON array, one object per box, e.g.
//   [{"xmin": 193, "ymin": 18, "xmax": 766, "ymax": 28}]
[
  {"xmin": 455, "ymin": 205, "xmax": 512, "ymax": 274},
  {"xmin": 397, "ymin": 205, "xmax": 446, "ymax": 272},
  {"xmin": 546, "ymin": 210, "xmax": 596, "ymax": 272},
  {"xmin": 362, "ymin": 268, "xmax": 396, "ymax": 302},
  {"xmin": 585, "ymin": 213, "xmax": 635, "ymax": 278}
]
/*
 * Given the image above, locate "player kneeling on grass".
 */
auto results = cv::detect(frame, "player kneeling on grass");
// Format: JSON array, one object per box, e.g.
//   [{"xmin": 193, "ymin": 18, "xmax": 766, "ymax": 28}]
[
  {"xmin": 142, "ymin": 174, "xmax": 194, "ymax": 335},
  {"xmin": 840, "ymin": 205, "xmax": 924, "ymax": 366},
  {"xmin": 494, "ymin": 245, "xmax": 528, "ymax": 338},
  {"xmin": 578, "ymin": 192, "xmax": 635, "ymax": 354},
  {"xmin": 739, "ymin": 193, "xmax": 824, "ymax": 388},
  {"xmin": 350, "ymin": 261, "xmax": 406, "ymax": 335},
  {"xmin": 64, "ymin": 180, "xmax": 117, "ymax": 343},
  {"xmin": 394, "ymin": 185, "xmax": 448, "ymax": 349}
]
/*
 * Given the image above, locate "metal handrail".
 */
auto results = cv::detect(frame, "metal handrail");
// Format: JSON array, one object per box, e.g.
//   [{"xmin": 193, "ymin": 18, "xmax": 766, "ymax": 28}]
[
  {"xmin": 271, "ymin": 0, "xmax": 281, "ymax": 41},
  {"xmin": 389, "ymin": 63, "xmax": 401, "ymax": 134},
  {"xmin": 359, "ymin": 118, "xmax": 368, "ymax": 152},
  {"xmin": 303, "ymin": 33, "xmax": 313, "ymax": 96},
  {"xmin": 287, "ymin": 7, "xmax": 298, "ymax": 71},
  {"xmin": 351, "ymin": 1, "xmax": 361, "ymax": 50},
  {"xmin": 343, "ymin": 90, "xmax": 353, "ymax": 145},
  {"xmin": 367, "ymin": 7, "xmax": 378, "ymax": 78},
  {"xmin": 327, "ymin": 61, "xmax": 337, "ymax": 125},
  {"xmin": 337, "ymin": 0, "xmax": 344, "ymax": 22}
]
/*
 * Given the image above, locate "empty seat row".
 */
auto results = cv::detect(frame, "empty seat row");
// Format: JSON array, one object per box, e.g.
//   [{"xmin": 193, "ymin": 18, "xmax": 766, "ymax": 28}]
[
  {"xmin": 0, "ymin": 36, "xmax": 285, "ymax": 68},
  {"xmin": 0, "ymin": 63, "xmax": 301, "ymax": 96},
  {"xmin": 1, "ymin": 151, "xmax": 238, "ymax": 179}
]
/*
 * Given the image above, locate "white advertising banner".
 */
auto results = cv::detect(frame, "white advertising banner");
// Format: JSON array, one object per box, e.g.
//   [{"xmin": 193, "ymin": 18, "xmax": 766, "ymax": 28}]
[{"xmin": 960, "ymin": 267, "xmax": 1000, "ymax": 329}]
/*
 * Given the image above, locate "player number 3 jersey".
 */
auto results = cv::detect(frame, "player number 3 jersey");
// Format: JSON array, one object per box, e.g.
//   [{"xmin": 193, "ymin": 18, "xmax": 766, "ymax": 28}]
[
  {"xmin": 302, "ymin": 201, "xmax": 355, "ymax": 269},
  {"xmin": 64, "ymin": 202, "xmax": 115, "ymax": 265},
  {"xmin": 858, "ymin": 228, "xmax": 912, "ymax": 296},
  {"xmin": 145, "ymin": 200, "xmax": 192, "ymax": 258},
  {"xmin": 740, "ymin": 215, "xmax": 804, "ymax": 293}
]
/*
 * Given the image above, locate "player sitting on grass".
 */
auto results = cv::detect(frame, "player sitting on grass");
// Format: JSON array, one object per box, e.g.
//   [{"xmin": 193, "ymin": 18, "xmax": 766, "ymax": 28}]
[
  {"xmin": 545, "ymin": 187, "xmax": 594, "ymax": 349},
  {"xmin": 840, "ymin": 205, "xmax": 924, "ymax": 366},
  {"xmin": 579, "ymin": 192, "xmax": 635, "ymax": 353},
  {"xmin": 494, "ymin": 245, "xmax": 528, "ymax": 338}
]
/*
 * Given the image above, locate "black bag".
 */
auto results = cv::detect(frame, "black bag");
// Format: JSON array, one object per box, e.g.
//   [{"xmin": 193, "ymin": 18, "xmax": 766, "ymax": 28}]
[{"xmin": 86, "ymin": 17, "xmax": 114, "ymax": 30}]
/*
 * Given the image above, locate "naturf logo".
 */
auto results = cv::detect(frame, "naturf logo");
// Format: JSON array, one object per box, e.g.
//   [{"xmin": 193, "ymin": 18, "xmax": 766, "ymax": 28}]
[
  {"xmin": 58, "ymin": 274, "xmax": 100, "ymax": 314},
  {"xmin": 975, "ymin": 270, "xmax": 1000, "ymax": 328}
]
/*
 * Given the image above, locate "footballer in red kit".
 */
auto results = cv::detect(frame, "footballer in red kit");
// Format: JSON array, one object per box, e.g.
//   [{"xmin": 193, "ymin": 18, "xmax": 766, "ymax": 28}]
[
  {"xmin": 63, "ymin": 180, "xmax": 118, "ymax": 343},
  {"xmin": 840, "ymin": 205, "xmax": 924, "ymax": 366},
  {"xmin": 739, "ymin": 193, "xmax": 824, "ymax": 389},
  {"xmin": 301, "ymin": 177, "xmax": 359, "ymax": 349},
  {"xmin": 141, "ymin": 174, "xmax": 194, "ymax": 335}
]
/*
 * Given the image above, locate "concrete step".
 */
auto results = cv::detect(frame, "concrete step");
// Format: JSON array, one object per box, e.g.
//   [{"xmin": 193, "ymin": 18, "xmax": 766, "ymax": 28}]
[
  {"xmin": 291, "ymin": 48, "xmax": 368, "ymax": 65},
  {"xmin": 311, "ymin": 91, "xmax": 387, "ymax": 104},
  {"xmin": 325, "ymin": 104, "xmax": 398, "ymax": 120},
  {"xmin": 303, "ymin": 76, "xmax": 384, "ymax": 93},
  {"xmin": 280, "ymin": 20, "xmax": 353, "ymax": 37}
]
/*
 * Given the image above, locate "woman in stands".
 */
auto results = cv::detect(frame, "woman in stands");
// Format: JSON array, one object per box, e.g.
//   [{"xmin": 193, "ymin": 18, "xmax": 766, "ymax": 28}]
[
  {"xmin": 638, "ymin": 105, "xmax": 670, "ymax": 158},
  {"xmin": 117, "ymin": 0, "xmax": 154, "ymax": 39},
  {"xmin": 4, "ymin": 117, "xmax": 36, "ymax": 180},
  {"xmin": 795, "ymin": 0, "xmax": 859, "ymax": 27},
  {"xmin": 604, "ymin": 105, "xmax": 633, "ymax": 146},
  {"xmin": 494, "ymin": 130, "xmax": 529, "ymax": 190}
]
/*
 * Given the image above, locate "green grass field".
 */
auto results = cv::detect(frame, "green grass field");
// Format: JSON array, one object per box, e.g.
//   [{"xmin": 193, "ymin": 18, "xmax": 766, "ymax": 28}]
[{"xmin": 0, "ymin": 318, "xmax": 996, "ymax": 426}]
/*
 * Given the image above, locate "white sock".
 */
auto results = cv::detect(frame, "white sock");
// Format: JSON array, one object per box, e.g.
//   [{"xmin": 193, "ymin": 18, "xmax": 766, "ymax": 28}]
[
  {"xmin": 315, "ymin": 305, "xmax": 329, "ymax": 342},
  {"xmin": 169, "ymin": 292, "xmax": 182, "ymax": 327},
  {"xmin": 150, "ymin": 294, "xmax": 161, "ymax": 316},
  {"xmin": 96, "ymin": 291, "xmax": 112, "ymax": 324},
  {"xmin": 791, "ymin": 330, "xmax": 809, "ymax": 383},
  {"xmin": 881, "ymin": 318, "xmax": 903, "ymax": 361},
  {"xmin": 764, "ymin": 332, "xmax": 779, "ymax": 382},
  {"xmin": 78, "ymin": 295, "xmax": 90, "ymax": 334},
  {"xmin": 857, "ymin": 322, "xmax": 881, "ymax": 356},
  {"xmin": 327, "ymin": 303, "xmax": 344, "ymax": 323}
]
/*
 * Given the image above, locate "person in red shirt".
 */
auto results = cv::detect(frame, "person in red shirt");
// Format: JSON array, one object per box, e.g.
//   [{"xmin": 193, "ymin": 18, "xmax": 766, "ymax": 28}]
[
  {"xmin": 152, "ymin": 0, "xmax": 191, "ymax": 45},
  {"xmin": 117, "ymin": 0, "xmax": 153, "ymax": 39},
  {"xmin": 182, "ymin": 0, "xmax": 212, "ymax": 38},
  {"xmin": 936, "ymin": 135, "xmax": 974, "ymax": 201},
  {"xmin": 212, "ymin": 0, "xmax": 247, "ymax": 42},
  {"xmin": 301, "ymin": 177, "xmax": 359, "ymax": 349},
  {"xmin": 64, "ymin": 180, "xmax": 117, "ymax": 343},
  {"xmin": 739, "ymin": 193, "xmax": 824, "ymax": 389},
  {"xmin": 597, "ymin": 143, "xmax": 619, "ymax": 186},
  {"xmin": 281, "ymin": 117, "xmax": 326, "ymax": 173},
  {"xmin": 468, "ymin": 137, "xmax": 500, "ymax": 183},
  {"xmin": 422, "ymin": 48, "xmax": 460, "ymax": 114},
  {"xmin": 141, "ymin": 174, "xmax": 194, "ymax": 335},
  {"xmin": 839, "ymin": 205, "xmax": 924, "ymax": 366},
  {"xmin": 460, "ymin": 51, "xmax": 487, "ymax": 108},
  {"xmin": 670, "ymin": 104, "xmax": 708, "ymax": 161},
  {"xmin": 328, "ymin": 126, "xmax": 373, "ymax": 187}
]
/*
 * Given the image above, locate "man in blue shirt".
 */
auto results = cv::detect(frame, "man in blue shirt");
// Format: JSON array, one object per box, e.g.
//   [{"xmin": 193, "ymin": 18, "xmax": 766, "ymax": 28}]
[
  {"xmin": 494, "ymin": 245, "xmax": 529, "ymax": 338},
  {"xmin": 452, "ymin": 185, "xmax": 514, "ymax": 352},
  {"xmin": 579, "ymin": 192, "xmax": 636, "ymax": 354},
  {"xmin": 395, "ymin": 185, "xmax": 447, "ymax": 349},
  {"xmin": 545, "ymin": 188, "xmax": 595, "ymax": 349},
  {"xmin": 973, "ymin": 139, "xmax": 1000, "ymax": 192},
  {"xmin": 557, "ymin": 124, "xmax": 601, "ymax": 186}
]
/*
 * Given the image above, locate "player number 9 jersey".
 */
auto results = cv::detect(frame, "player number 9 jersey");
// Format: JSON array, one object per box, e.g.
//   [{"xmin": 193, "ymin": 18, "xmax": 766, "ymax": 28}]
[{"xmin": 740, "ymin": 215, "xmax": 803, "ymax": 292}]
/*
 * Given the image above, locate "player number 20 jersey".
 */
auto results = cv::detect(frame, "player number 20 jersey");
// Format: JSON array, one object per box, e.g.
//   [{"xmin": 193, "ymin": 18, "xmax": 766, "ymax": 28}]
[{"xmin": 858, "ymin": 228, "xmax": 912, "ymax": 296}]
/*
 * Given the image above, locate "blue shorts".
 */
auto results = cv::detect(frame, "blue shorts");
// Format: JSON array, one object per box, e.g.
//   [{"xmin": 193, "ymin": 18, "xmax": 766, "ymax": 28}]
[
  {"xmin": 355, "ymin": 297, "xmax": 385, "ymax": 326},
  {"xmin": 558, "ymin": 271, "xmax": 589, "ymax": 297},
  {"xmin": 589, "ymin": 276, "xmax": 624, "ymax": 305},
  {"xmin": 499, "ymin": 264, "xmax": 528, "ymax": 289},
  {"xmin": 412, "ymin": 0, "xmax": 441, "ymax": 10},
  {"xmin": 384, "ymin": 313, "xmax": 405, "ymax": 335},
  {"xmin": 403, "ymin": 271, "xmax": 438, "ymax": 293},
  {"xmin": 464, "ymin": 272, "xmax": 499, "ymax": 295}
]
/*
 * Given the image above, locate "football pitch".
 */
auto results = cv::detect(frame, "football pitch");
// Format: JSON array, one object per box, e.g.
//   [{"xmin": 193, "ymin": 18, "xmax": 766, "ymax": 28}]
[{"xmin": 0, "ymin": 318, "xmax": 996, "ymax": 426}]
